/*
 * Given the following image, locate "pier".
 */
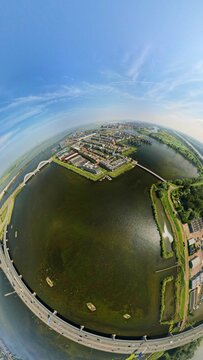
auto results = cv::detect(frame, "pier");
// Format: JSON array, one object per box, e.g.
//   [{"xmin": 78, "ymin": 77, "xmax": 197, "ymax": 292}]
[{"xmin": 155, "ymin": 263, "xmax": 178, "ymax": 273}]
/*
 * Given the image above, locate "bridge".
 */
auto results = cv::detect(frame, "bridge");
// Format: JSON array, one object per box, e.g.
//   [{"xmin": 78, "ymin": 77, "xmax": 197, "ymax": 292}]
[
  {"xmin": 23, "ymin": 159, "xmax": 52, "ymax": 185},
  {"xmin": 0, "ymin": 226, "xmax": 203, "ymax": 355},
  {"xmin": 155, "ymin": 263, "xmax": 178, "ymax": 273},
  {"xmin": 136, "ymin": 163, "xmax": 166, "ymax": 182}
]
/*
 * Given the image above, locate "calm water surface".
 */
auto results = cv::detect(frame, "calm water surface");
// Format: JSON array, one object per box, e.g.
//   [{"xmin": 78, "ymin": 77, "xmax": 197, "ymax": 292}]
[
  {"xmin": 9, "ymin": 163, "xmax": 171, "ymax": 336},
  {"xmin": 133, "ymin": 138, "xmax": 198, "ymax": 179},
  {"xmin": 0, "ymin": 272, "xmax": 120, "ymax": 360},
  {"xmin": 1, "ymin": 139, "xmax": 200, "ymax": 359}
]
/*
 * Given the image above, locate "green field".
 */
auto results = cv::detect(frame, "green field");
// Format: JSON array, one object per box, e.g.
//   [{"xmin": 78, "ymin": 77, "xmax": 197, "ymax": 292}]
[{"xmin": 122, "ymin": 146, "xmax": 137, "ymax": 157}]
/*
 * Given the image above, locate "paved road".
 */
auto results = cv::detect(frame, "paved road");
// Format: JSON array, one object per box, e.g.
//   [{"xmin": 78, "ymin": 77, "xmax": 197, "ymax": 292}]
[{"xmin": 0, "ymin": 227, "xmax": 203, "ymax": 355}]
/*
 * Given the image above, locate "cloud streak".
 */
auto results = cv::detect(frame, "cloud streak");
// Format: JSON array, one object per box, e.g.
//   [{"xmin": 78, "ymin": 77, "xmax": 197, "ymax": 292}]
[
  {"xmin": 125, "ymin": 46, "xmax": 151, "ymax": 81},
  {"xmin": 0, "ymin": 47, "xmax": 203, "ymax": 165}
]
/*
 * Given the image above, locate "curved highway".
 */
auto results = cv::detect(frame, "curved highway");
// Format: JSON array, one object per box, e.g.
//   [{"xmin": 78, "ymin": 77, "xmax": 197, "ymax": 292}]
[{"xmin": 0, "ymin": 227, "xmax": 203, "ymax": 355}]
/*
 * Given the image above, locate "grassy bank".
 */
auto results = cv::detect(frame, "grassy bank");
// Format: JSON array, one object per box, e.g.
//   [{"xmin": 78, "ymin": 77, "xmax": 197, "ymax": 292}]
[
  {"xmin": 159, "ymin": 188, "xmax": 186, "ymax": 322},
  {"xmin": 151, "ymin": 181, "xmax": 188, "ymax": 326},
  {"xmin": 160, "ymin": 275, "xmax": 174, "ymax": 324},
  {"xmin": 150, "ymin": 185, "xmax": 173, "ymax": 259},
  {"xmin": 0, "ymin": 206, "xmax": 8, "ymax": 224},
  {"xmin": 109, "ymin": 161, "xmax": 135, "ymax": 178},
  {"xmin": 53, "ymin": 157, "xmax": 136, "ymax": 180},
  {"xmin": 122, "ymin": 146, "xmax": 137, "ymax": 157},
  {"xmin": 192, "ymin": 178, "xmax": 203, "ymax": 187},
  {"xmin": 147, "ymin": 352, "xmax": 165, "ymax": 360},
  {"xmin": 0, "ymin": 184, "xmax": 23, "ymax": 240},
  {"xmin": 53, "ymin": 158, "xmax": 105, "ymax": 181}
]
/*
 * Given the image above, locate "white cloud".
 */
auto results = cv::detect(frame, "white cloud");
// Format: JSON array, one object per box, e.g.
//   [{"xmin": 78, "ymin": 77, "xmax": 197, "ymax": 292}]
[
  {"xmin": 126, "ymin": 46, "xmax": 150, "ymax": 81},
  {"xmin": 1, "ymin": 51, "xmax": 203, "ymax": 168},
  {"xmin": 0, "ymin": 133, "xmax": 12, "ymax": 147},
  {"xmin": 0, "ymin": 130, "xmax": 18, "ymax": 149}
]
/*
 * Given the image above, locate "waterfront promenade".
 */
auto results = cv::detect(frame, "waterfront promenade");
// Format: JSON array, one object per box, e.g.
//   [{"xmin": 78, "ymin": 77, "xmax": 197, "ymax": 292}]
[{"xmin": 0, "ymin": 226, "xmax": 203, "ymax": 355}]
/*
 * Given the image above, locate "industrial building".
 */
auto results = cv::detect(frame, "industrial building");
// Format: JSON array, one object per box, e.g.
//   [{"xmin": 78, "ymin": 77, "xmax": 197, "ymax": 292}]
[
  {"xmin": 190, "ymin": 271, "xmax": 203, "ymax": 290},
  {"xmin": 189, "ymin": 288, "xmax": 199, "ymax": 312},
  {"xmin": 189, "ymin": 217, "xmax": 203, "ymax": 233},
  {"xmin": 189, "ymin": 256, "xmax": 201, "ymax": 269}
]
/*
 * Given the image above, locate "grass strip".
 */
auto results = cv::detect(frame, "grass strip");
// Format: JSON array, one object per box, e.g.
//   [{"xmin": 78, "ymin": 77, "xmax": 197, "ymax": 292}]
[
  {"xmin": 150, "ymin": 185, "xmax": 173, "ymax": 259},
  {"xmin": 160, "ymin": 275, "xmax": 174, "ymax": 324},
  {"xmin": 53, "ymin": 158, "xmax": 105, "ymax": 181}
]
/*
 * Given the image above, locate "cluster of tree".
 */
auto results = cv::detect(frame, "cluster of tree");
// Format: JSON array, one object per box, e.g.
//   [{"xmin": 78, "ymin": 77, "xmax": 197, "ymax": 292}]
[
  {"xmin": 159, "ymin": 339, "xmax": 201, "ymax": 360},
  {"xmin": 173, "ymin": 177, "xmax": 202, "ymax": 186},
  {"xmin": 155, "ymin": 182, "xmax": 169, "ymax": 199},
  {"xmin": 175, "ymin": 185, "xmax": 203, "ymax": 224}
]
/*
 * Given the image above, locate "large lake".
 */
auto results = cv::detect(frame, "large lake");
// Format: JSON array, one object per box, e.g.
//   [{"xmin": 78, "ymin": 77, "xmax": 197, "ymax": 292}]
[{"xmin": 1, "ymin": 139, "xmax": 200, "ymax": 359}]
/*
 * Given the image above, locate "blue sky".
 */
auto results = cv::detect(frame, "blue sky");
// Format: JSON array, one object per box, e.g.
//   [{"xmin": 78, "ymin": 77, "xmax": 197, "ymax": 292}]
[{"xmin": 0, "ymin": 0, "xmax": 203, "ymax": 174}]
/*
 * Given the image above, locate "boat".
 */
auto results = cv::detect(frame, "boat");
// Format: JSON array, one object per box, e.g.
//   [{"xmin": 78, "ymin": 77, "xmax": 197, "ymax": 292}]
[
  {"xmin": 123, "ymin": 313, "xmax": 131, "ymax": 319},
  {"xmin": 86, "ymin": 302, "xmax": 96, "ymax": 311},
  {"xmin": 15, "ymin": 231, "xmax": 18, "ymax": 238},
  {"xmin": 105, "ymin": 175, "xmax": 112, "ymax": 181},
  {"xmin": 46, "ymin": 277, "xmax": 54, "ymax": 287}
]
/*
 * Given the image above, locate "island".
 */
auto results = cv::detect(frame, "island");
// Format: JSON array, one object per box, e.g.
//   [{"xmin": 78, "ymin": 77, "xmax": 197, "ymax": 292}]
[{"xmin": 52, "ymin": 125, "xmax": 151, "ymax": 181}]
